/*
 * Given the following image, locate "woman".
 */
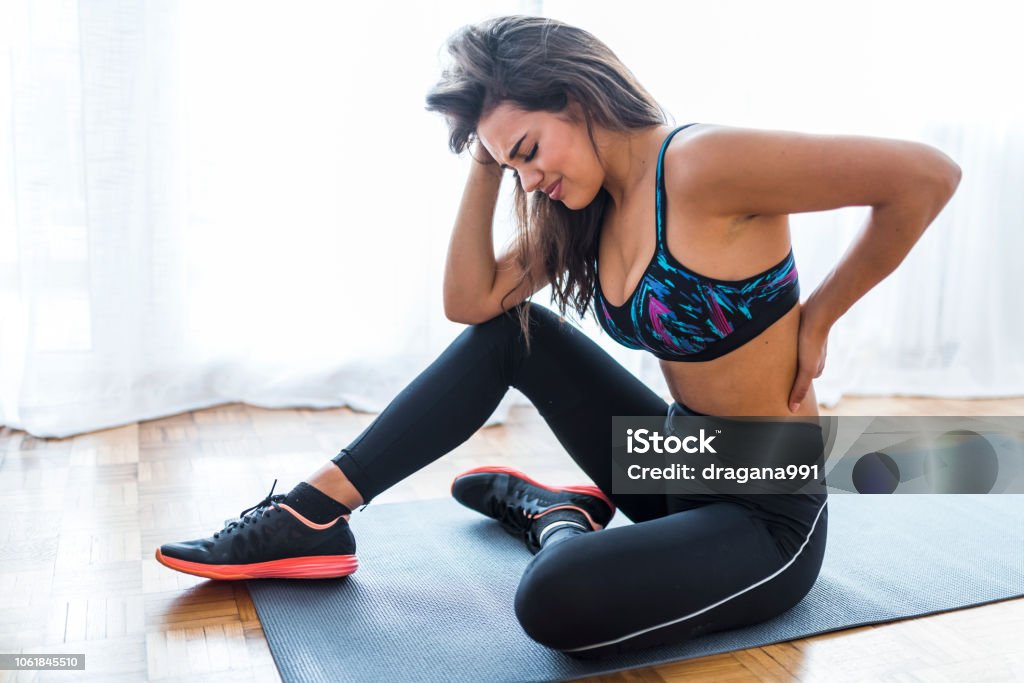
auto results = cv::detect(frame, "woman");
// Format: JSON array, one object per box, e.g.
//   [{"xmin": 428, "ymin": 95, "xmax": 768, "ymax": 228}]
[{"xmin": 155, "ymin": 16, "xmax": 960, "ymax": 658}]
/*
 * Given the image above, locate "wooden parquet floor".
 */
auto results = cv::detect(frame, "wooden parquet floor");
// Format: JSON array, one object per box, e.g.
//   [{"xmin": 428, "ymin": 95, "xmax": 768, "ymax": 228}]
[{"xmin": 1, "ymin": 396, "xmax": 1022, "ymax": 682}]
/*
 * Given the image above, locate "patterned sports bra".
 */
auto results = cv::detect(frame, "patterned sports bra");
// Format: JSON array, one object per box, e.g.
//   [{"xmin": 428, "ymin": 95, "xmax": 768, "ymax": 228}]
[{"xmin": 594, "ymin": 123, "xmax": 800, "ymax": 362}]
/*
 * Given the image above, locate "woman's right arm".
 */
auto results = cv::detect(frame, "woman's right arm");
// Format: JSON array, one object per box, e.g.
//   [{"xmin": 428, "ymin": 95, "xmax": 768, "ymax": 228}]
[{"xmin": 443, "ymin": 144, "xmax": 550, "ymax": 324}]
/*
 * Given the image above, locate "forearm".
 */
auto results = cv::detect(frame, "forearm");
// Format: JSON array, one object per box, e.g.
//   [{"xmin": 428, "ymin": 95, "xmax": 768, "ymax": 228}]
[
  {"xmin": 443, "ymin": 159, "xmax": 504, "ymax": 317},
  {"xmin": 804, "ymin": 172, "xmax": 960, "ymax": 331}
]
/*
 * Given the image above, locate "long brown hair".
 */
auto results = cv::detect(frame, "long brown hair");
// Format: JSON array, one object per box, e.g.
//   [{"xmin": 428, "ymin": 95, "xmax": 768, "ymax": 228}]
[{"xmin": 425, "ymin": 15, "xmax": 667, "ymax": 348}]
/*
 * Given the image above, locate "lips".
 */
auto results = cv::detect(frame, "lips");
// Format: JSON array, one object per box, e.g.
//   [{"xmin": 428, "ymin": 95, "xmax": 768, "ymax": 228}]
[{"xmin": 543, "ymin": 179, "xmax": 563, "ymax": 199}]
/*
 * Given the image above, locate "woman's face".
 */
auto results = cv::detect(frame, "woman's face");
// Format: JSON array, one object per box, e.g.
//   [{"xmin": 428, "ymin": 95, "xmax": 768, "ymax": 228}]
[{"xmin": 476, "ymin": 102, "xmax": 605, "ymax": 210}]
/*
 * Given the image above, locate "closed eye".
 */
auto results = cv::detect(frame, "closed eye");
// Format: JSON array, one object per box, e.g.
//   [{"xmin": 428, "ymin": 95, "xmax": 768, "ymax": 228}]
[{"xmin": 510, "ymin": 144, "xmax": 539, "ymax": 180}]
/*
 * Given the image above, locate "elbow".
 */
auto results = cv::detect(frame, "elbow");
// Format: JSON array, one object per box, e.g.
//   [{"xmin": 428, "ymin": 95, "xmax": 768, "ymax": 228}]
[
  {"xmin": 926, "ymin": 147, "xmax": 962, "ymax": 202},
  {"xmin": 917, "ymin": 153, "xmax": 962, "ymax": 223},
  {"xmin": 446, "ymin": 311, "xmax": 478, "ymax": 325},
  {"xmin": 949, "ymin": 161, "xmax": 962, "ymax": 193},
  {"xmin": 929, "ymin": 158, "xmax": 961, "ymax": 218},
  {"xmin": 443, "ymin": 302, "xmax": 468, "ymax": 324},
  {"xmin": 902, "ymin": 148, "xmax": 961, "ymax": 219},
  {"xmin": 939, "ymin": 156, "xmax": 962, "ymax": 199},
  {"xmin": 443, "ymin": 287, "xmax": 468, "ymax": 324},
  {"xmin": 876, "ymin": 147, "xmax": 961, "ymax": 213},
  {"xmin": 443, "ymin": 299, "xmax": 480, "ymax": 325}
]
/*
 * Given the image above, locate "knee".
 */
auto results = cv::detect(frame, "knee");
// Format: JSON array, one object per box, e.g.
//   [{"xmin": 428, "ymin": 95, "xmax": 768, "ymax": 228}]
[
  {"xmin": 470, "ymin": 306, "xmax": 525, "ymax": 337},
  {"xmin": 513, "ymin": 541, "xmax": 594, "ymax": 652},
  {"xmin": 478, "ymin": 302, "xmax": 559, "ymax": 329},
  {"xmin": 460, "ymin": 302, "xmax": 560, "ymax": 348}
]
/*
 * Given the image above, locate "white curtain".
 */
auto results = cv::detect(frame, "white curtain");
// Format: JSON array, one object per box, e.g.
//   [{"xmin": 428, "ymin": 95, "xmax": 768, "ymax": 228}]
[
  {"xmin": 0, "ymin": 0, "xmax": 537, "ymax": 437},
  {"xmin": 1, "ymin": 1, "xmax": 1020, "ymax": 439}
]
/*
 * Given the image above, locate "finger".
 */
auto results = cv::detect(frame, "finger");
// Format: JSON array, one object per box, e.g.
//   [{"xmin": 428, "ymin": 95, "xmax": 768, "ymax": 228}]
[{"xmin": 789, "ymin": 371, "xmax": 812, "ymax": 412}]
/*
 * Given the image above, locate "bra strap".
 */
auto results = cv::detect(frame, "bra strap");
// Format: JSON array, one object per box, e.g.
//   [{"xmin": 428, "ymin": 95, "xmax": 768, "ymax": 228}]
[{"xmin": 655, "ymin": 123, "xmax": 701, "ymax": 245}]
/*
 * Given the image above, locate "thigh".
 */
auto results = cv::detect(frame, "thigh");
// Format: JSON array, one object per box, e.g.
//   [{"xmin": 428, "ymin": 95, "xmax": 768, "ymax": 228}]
[
  {"xmin": 514, "ymin": 499, "xmax": 829, "ymax": 657},
  {"xmin": 510, "ymin": 304, "xmax": 672, "ymax": 522}
]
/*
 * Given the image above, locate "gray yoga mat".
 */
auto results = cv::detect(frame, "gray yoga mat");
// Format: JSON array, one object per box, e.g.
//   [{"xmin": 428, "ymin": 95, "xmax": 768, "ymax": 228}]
[{"xmin": 248, "ymin": 495, "xmax": 1024, "ymax": 683}]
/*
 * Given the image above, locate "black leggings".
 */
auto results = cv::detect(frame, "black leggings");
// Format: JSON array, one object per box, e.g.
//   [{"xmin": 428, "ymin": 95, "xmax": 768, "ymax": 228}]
[{"xmin": 333, "ymin": 303, "xmax": 828, "ymax": 658}]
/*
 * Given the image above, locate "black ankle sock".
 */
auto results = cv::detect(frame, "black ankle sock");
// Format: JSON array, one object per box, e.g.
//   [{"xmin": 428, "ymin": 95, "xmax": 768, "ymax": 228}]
[
  {"xmin": 283, "ymin": 482, "xmax": 352, "ymax": 523},
  {"xmin": 533, "ymin": 509, "xmax": 591, "ymax": 550}
]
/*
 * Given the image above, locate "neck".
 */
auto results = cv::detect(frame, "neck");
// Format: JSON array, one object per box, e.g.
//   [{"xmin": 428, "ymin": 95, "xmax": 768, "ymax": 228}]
[{"xmin": 595, "ymin": 124, "xmax": 672, "ymax": 208}]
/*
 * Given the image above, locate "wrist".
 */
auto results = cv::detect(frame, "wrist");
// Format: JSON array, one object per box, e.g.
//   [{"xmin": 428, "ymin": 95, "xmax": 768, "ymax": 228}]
[{"xmin": 801, "ymin": 295, "xmax": 836, "ymax": 335}]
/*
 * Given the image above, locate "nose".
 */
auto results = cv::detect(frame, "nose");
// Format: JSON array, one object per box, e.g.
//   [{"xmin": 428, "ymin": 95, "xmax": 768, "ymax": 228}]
[{"xmin": 519, "ymin": 169, "xmax": 545, "ymax": 193}]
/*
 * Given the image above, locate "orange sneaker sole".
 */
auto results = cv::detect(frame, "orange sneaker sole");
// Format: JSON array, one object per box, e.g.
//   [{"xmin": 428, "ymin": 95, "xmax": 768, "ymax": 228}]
[
  {"xmin": 155, "ymin": 548, "xmax": 358, "ymax": 580},
  {"xmin": 451, "ymin": 465, "xmax": 616, "ymax": 515}
]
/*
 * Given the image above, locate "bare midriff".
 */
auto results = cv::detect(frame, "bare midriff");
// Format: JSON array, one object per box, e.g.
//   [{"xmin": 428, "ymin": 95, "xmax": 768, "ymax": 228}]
[
  {"xmin": 660, "ymin": 302, "xmax": 820, "ymax": 418},
  {"xmin": 599, "ymin": 191, "xmax": 821, "ymax": 420}
]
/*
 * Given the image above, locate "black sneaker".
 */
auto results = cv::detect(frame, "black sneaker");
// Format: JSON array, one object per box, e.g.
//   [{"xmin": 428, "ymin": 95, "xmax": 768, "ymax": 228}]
[
  {"xmin": 155, "ymin": 481, "xmax": 358, "ymax": 580},
  {"xmin": 451, "ymin": 465, "xmax": 615, "ymax": 553}
]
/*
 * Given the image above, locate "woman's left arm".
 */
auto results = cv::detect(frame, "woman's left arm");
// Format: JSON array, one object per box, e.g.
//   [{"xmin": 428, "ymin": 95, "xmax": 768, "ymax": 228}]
[{"xmin": 673, "ymin": 125, "xmax": 963, "ymax": 412}]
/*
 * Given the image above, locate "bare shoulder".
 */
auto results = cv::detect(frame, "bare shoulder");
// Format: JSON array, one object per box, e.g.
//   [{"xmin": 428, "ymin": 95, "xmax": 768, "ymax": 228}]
[
  {"xmin": 660, "ymin": 123, "xmax": 741, "ymax": 217},
  {"xmin": 660, "ymin": 122, "xmax": 730, "ymax": 178},
  {"xmin": 662, "ymin": 123, "xmax": 961, "ymax": 218}
]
